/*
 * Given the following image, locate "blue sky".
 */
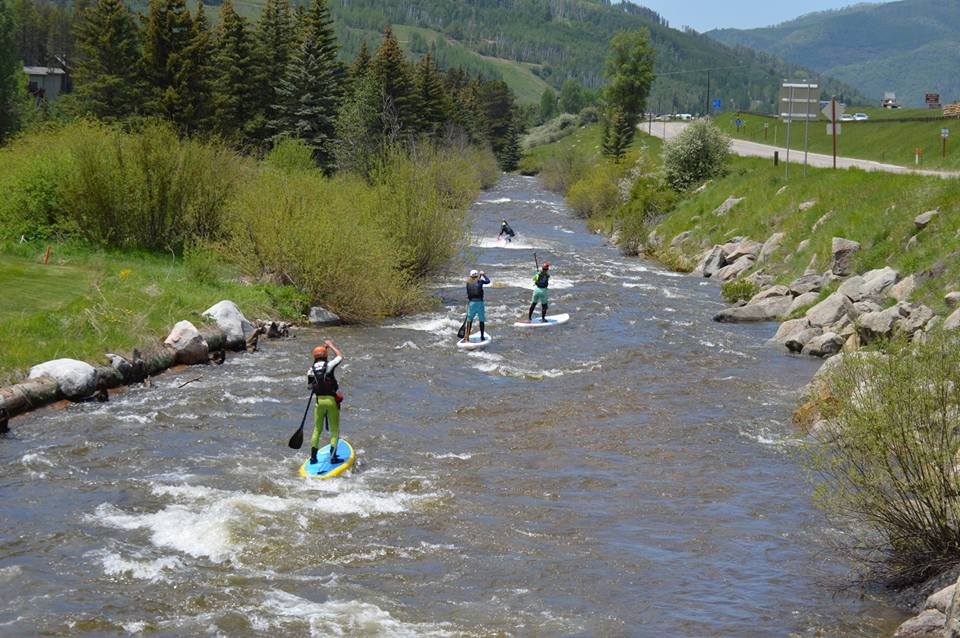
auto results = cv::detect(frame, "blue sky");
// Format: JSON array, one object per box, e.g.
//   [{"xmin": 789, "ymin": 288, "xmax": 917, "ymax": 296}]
[{"xmin": 633, "ymin": 0, "xmax": 896, "ymax": 32}]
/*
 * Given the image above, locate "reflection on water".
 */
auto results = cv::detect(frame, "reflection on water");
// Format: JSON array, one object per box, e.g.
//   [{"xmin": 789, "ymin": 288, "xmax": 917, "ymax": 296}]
[{"xmin": 0, "ymin": 176, "xmax": 905, "ymax": 636}]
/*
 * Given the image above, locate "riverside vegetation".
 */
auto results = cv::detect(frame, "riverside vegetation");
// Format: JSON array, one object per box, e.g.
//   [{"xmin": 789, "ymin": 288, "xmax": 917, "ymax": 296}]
[{"xmin": 525, "ymin": 113, "xmax": 960, "ymax": 624}]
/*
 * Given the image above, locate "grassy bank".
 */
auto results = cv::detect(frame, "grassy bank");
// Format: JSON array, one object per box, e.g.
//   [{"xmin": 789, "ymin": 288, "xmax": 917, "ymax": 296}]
[
  {"xmin": 716, "ymin": 107, "xmax": 960, "ymax": 171},
  {"xmin": 2, "ymin": 121, "xmax": 498, "ymax": 382}
]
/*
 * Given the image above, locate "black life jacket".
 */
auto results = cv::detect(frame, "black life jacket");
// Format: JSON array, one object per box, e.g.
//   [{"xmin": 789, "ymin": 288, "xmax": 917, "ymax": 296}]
[
  {"xmin": 466, "ymin": 279, "xmax": 484, "ymax": 301},
  {"xmin": 502, "ymin": 224, "xmax": 515, "ymax": 236},
  {"xmin": 535, "ymin": 271, "xmax": 549, "ymax": 288},
  {"xmin": 309, "ymin": 361, "xmax": 339, "ymax": 396}
]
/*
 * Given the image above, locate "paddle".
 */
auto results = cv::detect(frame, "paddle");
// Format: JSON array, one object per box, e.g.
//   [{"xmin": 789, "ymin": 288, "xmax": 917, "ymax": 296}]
[
  {"xmin": 457, "ymin": 316, "xmax": 467, "ymax": 340},
  {"xmin": 287, "ymin": 391, "xmax": 314, "ymax": 449}
]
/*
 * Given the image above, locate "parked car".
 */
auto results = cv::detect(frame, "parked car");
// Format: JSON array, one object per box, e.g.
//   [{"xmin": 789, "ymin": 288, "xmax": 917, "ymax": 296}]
[
  {"xmin": 854, "ymin": 112, "xmax": 870, "ymax": 121},
  {"xmin": 839, "ymin": 113, "xmax": 855, "ymax": 122}
]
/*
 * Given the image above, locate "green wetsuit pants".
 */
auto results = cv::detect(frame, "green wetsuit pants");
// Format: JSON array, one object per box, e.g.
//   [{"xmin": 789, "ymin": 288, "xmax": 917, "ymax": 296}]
[{"xmin": 311, "ymin": 395, "xmax": 340, "ymax": 452}]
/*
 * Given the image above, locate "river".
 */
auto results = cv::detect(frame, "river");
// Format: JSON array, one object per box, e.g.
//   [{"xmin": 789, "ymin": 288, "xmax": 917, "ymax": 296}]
[{"xmin": 1, "ymin": 175, "xmax": 906, "ymax": 637}]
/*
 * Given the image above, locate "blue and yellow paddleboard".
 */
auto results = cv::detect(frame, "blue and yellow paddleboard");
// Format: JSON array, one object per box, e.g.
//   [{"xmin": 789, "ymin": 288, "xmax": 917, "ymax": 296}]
[{"xmin": 299, "ymin": 439, "xmax": 355, "ymax": 479}]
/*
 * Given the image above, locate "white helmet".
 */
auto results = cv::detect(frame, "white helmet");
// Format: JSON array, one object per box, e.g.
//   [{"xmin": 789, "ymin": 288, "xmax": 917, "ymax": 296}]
[{"xmin": 469, "ymin": 269, "xmax": 479, "ymax": 277}]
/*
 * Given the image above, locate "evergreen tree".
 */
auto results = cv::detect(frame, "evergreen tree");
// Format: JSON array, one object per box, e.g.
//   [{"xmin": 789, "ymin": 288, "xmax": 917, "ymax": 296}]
[
  {"xmin": 334, "ymin": 71, "xmax": 380, "ymax": 178},
  {"xmin": 372, "ymin": 26, "xmax": 418, "ymax": 139},
  {"xmin": 538, "ymin": 86, "xmax": 557, "ymax": 123},
  {"xmin": 413, "ymin": 52, "xmax": 449, "ymax": 136},
  {"xmin": 349, "ymin": 38, "xmax": 370, "ymax": 80},
  {"xmin": 213, "ymin": 0, "xmax": 257, "ymax": 140},
  {"xmin": 499, "ymin": 113, "xmax": 522, "ymax": 171},
  {"xmin": 142, "ymin": 0, "xmax": 208, "ymax": 132},
  {"xmin": 601, "ymin": 107, "xmax": 632, "ymax": 162},
  {"xmin": 185, "ymin": 0, "xmax": 214, "ymax": 131},
  {"xmin": 253, "ymin": 0, "xmax": 292, "ymax": 127},
  {"xmin": 72, "ymin": 0, "xmax": 144, "ymax": 120},
  {"xmin": 271, "ymin": 0, "xmax": 344, "ymax": 171},
  {"xmin": 452, "ymin": 80, "xmax": 486, "ymax": 145},
  {"xmin": 478, "ymin": 79, "xmax": 515, "ymax": 157},
  {"xmin": 0, "ymin": 0, "xmax": 19, "ymax": 141}
]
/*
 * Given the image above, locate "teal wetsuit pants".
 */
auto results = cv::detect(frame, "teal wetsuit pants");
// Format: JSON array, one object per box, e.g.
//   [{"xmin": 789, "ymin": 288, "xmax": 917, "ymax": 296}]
[{"xmin": 311, "ymin": 395, "xmax": 340, "ymax": 453}]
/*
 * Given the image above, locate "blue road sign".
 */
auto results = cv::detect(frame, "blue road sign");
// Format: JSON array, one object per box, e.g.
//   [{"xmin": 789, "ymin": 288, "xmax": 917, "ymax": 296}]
[{"xmin": 712, "ymin": 98, "xmax": 722, "ymax": 109}]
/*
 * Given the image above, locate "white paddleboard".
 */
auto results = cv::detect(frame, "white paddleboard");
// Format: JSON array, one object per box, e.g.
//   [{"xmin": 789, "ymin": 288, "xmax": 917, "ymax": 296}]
[
  {"xmin": 513, "ymin": 313, "xmax": 570, "ymax": 328},
  {"xmin": 457, "ymin": 334, "xmax": 493, "ymax": 350}
]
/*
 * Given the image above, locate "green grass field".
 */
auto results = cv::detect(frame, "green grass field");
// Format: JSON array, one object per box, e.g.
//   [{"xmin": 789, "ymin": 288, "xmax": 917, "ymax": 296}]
[
  {"xmin": 716, "ymin": 106, "xmax": 960, "ymax": 171},
  {"xmin": 1, "ymin": 243, "xmax": 303, "ymax": 385}
]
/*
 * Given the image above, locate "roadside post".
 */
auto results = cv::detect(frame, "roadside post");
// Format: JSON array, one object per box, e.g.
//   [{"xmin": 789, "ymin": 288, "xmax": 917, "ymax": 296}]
[
  {"xmin": 942, "ymin": 128, "xmax": 950, "ymax": 159},
  {"xmin": 916, "ymin": 147, "xmax": 922, "ymax": 166},
  {"xmin": 763, "ymin": 122, "xmax": 769, "ymax": 141},
  {"xmin": 821, "ymin": 97, "xmax": 844, "ymax": 170},
  {"xmin": 779, "ymin": 81, "xmax": 819, "ymax": 179}
]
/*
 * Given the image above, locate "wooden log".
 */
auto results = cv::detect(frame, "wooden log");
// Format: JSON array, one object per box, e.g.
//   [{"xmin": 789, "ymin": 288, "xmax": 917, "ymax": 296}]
[
  {"xmin": 199, "ymin": 325, "xmax": 228, "ymax": 353},
  {"xmin": 0, "ymin": 376, "xmax": 62, "ymax": 418}
]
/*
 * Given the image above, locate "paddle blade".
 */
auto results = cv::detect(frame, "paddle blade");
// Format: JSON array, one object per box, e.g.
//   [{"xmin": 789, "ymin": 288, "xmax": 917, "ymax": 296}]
[
  {"xmin": 457, "ymin": 318, "xmax": 467, "ymax": 339},
  {"xmin": 288, "ymin": 427, "xmax": 304, "ymax": 450}
]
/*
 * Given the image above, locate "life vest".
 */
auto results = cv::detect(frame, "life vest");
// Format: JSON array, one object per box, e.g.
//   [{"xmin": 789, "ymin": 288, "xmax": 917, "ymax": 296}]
[
  {"xmin": 309, "ymin": 361, "xmax": 339, "ymax": 396},
  {"xmin": 466, "ymin": 279, "xmax": 484, "ymax": 301},
  {"xmin": 534, "ymin": 271, "xmax": 549, "ymax": 288}
]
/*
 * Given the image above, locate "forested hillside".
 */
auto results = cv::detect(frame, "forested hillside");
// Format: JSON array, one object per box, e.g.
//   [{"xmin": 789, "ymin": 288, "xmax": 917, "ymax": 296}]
[{"xmin": 709, "ymin": 0, "xmax": 960, "ymax": 107}]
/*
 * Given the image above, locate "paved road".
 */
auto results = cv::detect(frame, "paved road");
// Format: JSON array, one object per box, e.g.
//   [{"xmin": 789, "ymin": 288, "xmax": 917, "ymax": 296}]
[{"xmin": 648, "ymin": 121, "xmax": 960, "ymax": 179}]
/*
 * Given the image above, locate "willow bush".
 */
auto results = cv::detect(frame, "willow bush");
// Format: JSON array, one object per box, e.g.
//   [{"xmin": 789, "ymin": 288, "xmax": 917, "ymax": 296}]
[
  {"xmin": 662, "ymin": 119, "xmax": 730, "ymax": 191},
  {"xmin": 807, "ymin": 334, "xmax": 960, "ymax": 586}
]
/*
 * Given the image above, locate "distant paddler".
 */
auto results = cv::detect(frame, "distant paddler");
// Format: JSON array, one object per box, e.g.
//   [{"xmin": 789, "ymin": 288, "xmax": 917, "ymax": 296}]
[{"xmin": 499, "ymin": 219, "xmax": 516, "ymax": 243}]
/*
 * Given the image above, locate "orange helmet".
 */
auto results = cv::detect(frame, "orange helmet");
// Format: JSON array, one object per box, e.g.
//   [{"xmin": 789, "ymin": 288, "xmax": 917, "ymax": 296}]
[{"xmin": 312, "ymin": 345, "xmax": 327, "ymax": 360}]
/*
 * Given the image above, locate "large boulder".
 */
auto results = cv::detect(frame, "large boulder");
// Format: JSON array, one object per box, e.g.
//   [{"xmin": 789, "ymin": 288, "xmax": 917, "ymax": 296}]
[
  {"xmin": 747, "ymin": 285, "xmax": 791, "ymax": 305},
  {"xmin": 202, "ymin": 300, "xmax": 255, "ymax": 350},
  {"xmin": 861, "ymin": 267, "xmax": 900, "ymax": 298},
  {"xmin": 788, "ymin": 292, "xmax": 820, "ymax": 315},
  {"xmin": 701, "ymin": 246, "xmax": 726, "ymax": 278},
  {"xmin": 164, "ymin": 320, "xmax": 209, "ymax": 365},
  {"xmin": 714, "ymin": 255, "xmax": 755, "ymax": 282},
  {"xmin": 806, "ymin": 292, "xmax": 855, "ymax": 328},
  {"xmin": 713, "ymin": 296, "xmax": 793, "ymax": 323},
  {"xmin": 771, "ymin": 318, "xmax": 811, "ymax": 344},
  {"xmin": 928, "ymin": 584, "xmax": 957, "ymax": 614},
  {"xmin": 902, "ymin": 303, "xmax": 936, "ymax": 335},
  {"xmin": 945, "ymin": 307, "xmax": 960, "ymax": 331},
  {"xmin": 28, "ymin": 359, "xmax": 98, "ymax": 399},
  {"xmin": 836, "ymin": 275, "xmax": 867, "ymax": 301},
  {"xmin": 799, "ymin": 199, "xmax": 818, "ymax": 212},
  {"xmin": 308, "ymin": 306, "xmax": 341, "ymax": 326},
  {"xmin": 714, "ymin": 196, "xmax": 743, "ymax": 216},
  {"xmin": 786, "ymin": 328, "xmax": 822, "ymax": 354},
  {"xmin": 857, "ymin": 306, "xmax": 907, "ymax": 344},
  {"xmin": 946, "ymin": 292, "xmax": 960, "ymax": 309},
  {"xmin": 725, "ymin": 238, "xmax": 763, "ymax": 262},
  {"xmin": 893, "ymin": 609, "xmax": 946, "ymax": 638},
  {"xmin": 915, "ymin": 209, "xmax": 940, "ymax": 230},
  {"xmin": 802, "ymin": 332, "xmax": 845, "ymax": 358},
  {"xmin": 759, "ymin": 232, "xmax": 785, "ymax": 262},
  {"xmin": 831, "ymin": 237, "xmax": 861, "ymax": 276},
  {"xmin": 889, "ymin": 275, "xmax": 917, "ymax": 302},
  {"xmin": 789, "ymin": 273, "xmax": 824, "ymax": 296}
]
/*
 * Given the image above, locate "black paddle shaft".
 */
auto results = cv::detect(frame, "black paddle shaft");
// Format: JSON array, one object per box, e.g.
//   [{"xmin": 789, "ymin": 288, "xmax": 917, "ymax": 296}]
[{"xmin": 288, "ymin": 392, "xmax": 314, "ymax": 449}]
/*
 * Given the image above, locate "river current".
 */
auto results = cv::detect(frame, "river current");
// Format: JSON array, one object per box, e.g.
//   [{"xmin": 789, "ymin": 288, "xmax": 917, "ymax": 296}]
[{"xmin": 1, "ymin": 175, "xmax": 905, "ymax": 636}]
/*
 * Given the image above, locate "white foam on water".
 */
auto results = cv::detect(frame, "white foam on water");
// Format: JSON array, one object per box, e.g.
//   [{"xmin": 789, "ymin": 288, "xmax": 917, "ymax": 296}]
[
  {"xmin": 0, "ymin": 565, "xmax": 23, "ymax": 583},
  {"xmin": 91, "ymin": 549, "xmax": 182, "ymax": 582},
  {"xmin": 553, "ymin": 225, "xmax": 575, "ymax": 234},
  {"xmin": 739, "ymin": 426, "xmax": 802, "ymax": 449},
  {"xmin": 223, "ymin": 391, "xmax": 281, "ymax": 405},
  {"xmin": 20, "ymin": 450, "xmax": 54, "ymax": 478},
  {"xmin": 117, "ymin": 413, "xmax": 155, "ymax": 424},
  {"xmin": 493, "ymin": 275, "xmax": 574, "ymax": 290},
  {"xmin": 121, "ymin": 621, "xmax": 147, "ymax": 634},
  {"xmin": 387, "ymin": 315, "xmax": 459, "ymax": 334},
  {"xmin": 471, "ymin": 237, "xmax": 539, "ymax": 250},
  {"xmin": 394, "ymin": 341, "xmax": 420, "ymax": 350},
  {"xmin": 478, "ymin": 197, "xmax": 512, "ymax": 204},
  {"xmin": 429, "ymin": 452, "xmax": 473, "ymax": 460},
  {"xmin": 312, "ymin": 489, "xmax": 430, "ymax": 517},
  {"xmin": 258, "ymin": 589, "xmax": 455, "ymax": 638}
]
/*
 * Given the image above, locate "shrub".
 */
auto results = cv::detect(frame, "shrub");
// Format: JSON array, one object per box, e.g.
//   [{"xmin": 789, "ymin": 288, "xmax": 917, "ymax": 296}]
[
  {"xmin": 720, "ymin": 279, "xmax": 760, "ymax": 303},
  {"xmin": 577, "ymin": 106, "xmax": 600, "ymax": 125},
  {"xmin": 806, "ymin": 334, "xmax": 960, "ymax": 586},
  {"xmin": 662, "ymin": 119, "xmax": 730, "ymax": 191},
  {"xmin": 566, "ymin": 162, "xmax": 623, "ymax": 218},
  {"xmin": 265, "ymin": 137, "xmax": 317, "ymax": 173},
  {"xmin": 609, "ymin": 174, "xmax": 680, "ymax": 255},
  {"xmin": 522, "ymin": 113, "xmax": 578, "ymax": 150},
  {"xmin": 540, "ymin": 146, "xmax": 590, "ymax": 194},
  {"xmin": 652, "ymin": 247, "xmax": 695, "ymax": 273}
]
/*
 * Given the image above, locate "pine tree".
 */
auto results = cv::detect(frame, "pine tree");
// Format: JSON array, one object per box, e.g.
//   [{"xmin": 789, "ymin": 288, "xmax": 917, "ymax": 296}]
[
  {"xmin": 601, "ymin": 107, "xmax": 632, "ymax": 162},
  {"xmin": 414, "ymin": 53, "xmax": 450, "ymax": 136},
  {"xmin": 372, "ymin": 26, "xmax": 418, "ymax": 139},
  {"xmin": 452, "ymin": 80, "xmax": 486, "ymax": 146},
  {"xmin": 271, "ymin": 0, "xmax": 344, "ymax": 171},
  {"xmin": 213, "ymin": 0, "xmax": 257, "ymax": 140},
  {"xmin": 349, "ymin": 39, "xmax": 370, "ymax": 80},
  {"xmin": 0, "ymin": 0, "xmax": 19, "ymax": 141},
  {"xmin": 499, "ymin": 113, "xmax": 522, "ymax": 171},
  {"xmin": 334, "ymin": 71, "xmax": 380, "ymax": 178},
  {"xmin": 142, "ymin": 0, "xmax": 208, "ymax": 132},
  {"xmin": 185, "ymin": 0, "xmax": 214, "ymax": 131},
  {"xmin": 72, "ymin": 0, "xmax": 144, "ymax": 120},
  {"xmin": 253, "ymin": 0, "xmax": 292, "ymax": 132}
]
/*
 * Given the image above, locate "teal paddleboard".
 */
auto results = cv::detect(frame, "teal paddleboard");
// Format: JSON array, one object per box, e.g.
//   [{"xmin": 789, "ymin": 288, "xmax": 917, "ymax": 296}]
[{"xmin": 300, "ymin": 439, "xmax": 355, "ymax": 478}]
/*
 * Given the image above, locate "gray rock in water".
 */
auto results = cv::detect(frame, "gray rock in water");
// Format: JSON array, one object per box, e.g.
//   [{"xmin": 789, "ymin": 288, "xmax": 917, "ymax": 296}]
[
  {"xmin": 927, "ymin": 584, "xmax": 957, "ymax": 614},
  {"xmin": 945, "ymin": 291, "xmax": 960, "ymax": 309},
  {"xmin": 28, "ymin": 359, "xmax": 98, "ymax": 399},
  {"xmin": 309, "ymin": 306, "xmax": 341, "ymax": 326},
  {"xmin": 701, "ymin": 246, "xmax": 726, "ymax": 278},
  {"xmin": 203, "ymin": 300, "xmax": 256, "ymax": 349},
  {"xmin": 915, "ymin": 209, "xmax": 940, "ymax": 230},
  {"xmin": 714, "ymin": 255, "xmax": 755, "ymax": 282},
  {"xmin": 105, "ymin": 353, "xmax": 133, "ymax": 378},
  {"xmin": 164, "ymin": 320, "xmax": 209, "ymax": 365},
  {"xmin": 713, "ymin": 295, "xmax": 793, "ymax": 323},
  {"xmin": 802, "ymin": 332, "xmax": 845, "ymax": 358},
  {"xmin": 714, "ymin": 196, "xmax": 743, "ymax": 216},
  {"xmin": 771, "ymin": 317, "xmax": 811, "ymax": 344},
  {"xmin": 806, "ymin": 292, "xmax": 855, "ymax": 327},
  {"xmin": 788, "ymin": 292, "xmax": 820, "ymax": 315},
  {"xmin": 831, "ymin": 237, "xmax": 861, "ymax": 276},
  {"xmin": 748, "ymin": 285, "xmax": 791, "ymax": 305},
  {"xmin": 893, "ymin": 608, "xmax": 946, "ymax": 637},
  {"xmin": 789, "ymin": 273, "xmax": 824, "ymax": 296},
  {"xmin": 759, "ymin": 232, "xmax": 785, "ymax": 262},
  {"xmin": 786, "ymin": 328, "xmax": 822, "ymax": 353},
  {"xmin": 889, "ymin": 274, "xmax": 917, "ymax": 302}
]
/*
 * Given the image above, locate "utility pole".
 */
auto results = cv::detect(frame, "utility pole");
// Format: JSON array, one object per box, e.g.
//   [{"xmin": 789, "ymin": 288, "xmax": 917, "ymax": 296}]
[{"xmin": 705, "ymin": 70, "xmax": 711, "ymax": 117}]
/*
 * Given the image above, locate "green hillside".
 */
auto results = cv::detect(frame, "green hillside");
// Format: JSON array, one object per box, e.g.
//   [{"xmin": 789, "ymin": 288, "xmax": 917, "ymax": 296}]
[
  {"xmin": 709, "ymin": 0, "xmax": 960, "ymax": 108},
  {"xmin": 212, "ymin": 0, "xmax": 864, "ymax": 110}
]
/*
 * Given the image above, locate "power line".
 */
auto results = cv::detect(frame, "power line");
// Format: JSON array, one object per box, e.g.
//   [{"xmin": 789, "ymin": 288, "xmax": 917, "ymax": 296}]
[{"xmin": 655, "ymin": 64, "xmax": 744, "ymax": 77}]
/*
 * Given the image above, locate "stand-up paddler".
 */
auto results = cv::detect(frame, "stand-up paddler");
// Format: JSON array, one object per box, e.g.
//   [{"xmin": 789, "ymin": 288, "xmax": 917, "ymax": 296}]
[
  {"xmin": 465, "ymin": 269, "xmax": 491, "ymax": 341},
  {"xmin": 307, "ymin": 340, "xmax": 344, "ymax": 464},
  {"xmin": 529, "ymin": 262, "xmax": 550, "ymax": 322}
]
